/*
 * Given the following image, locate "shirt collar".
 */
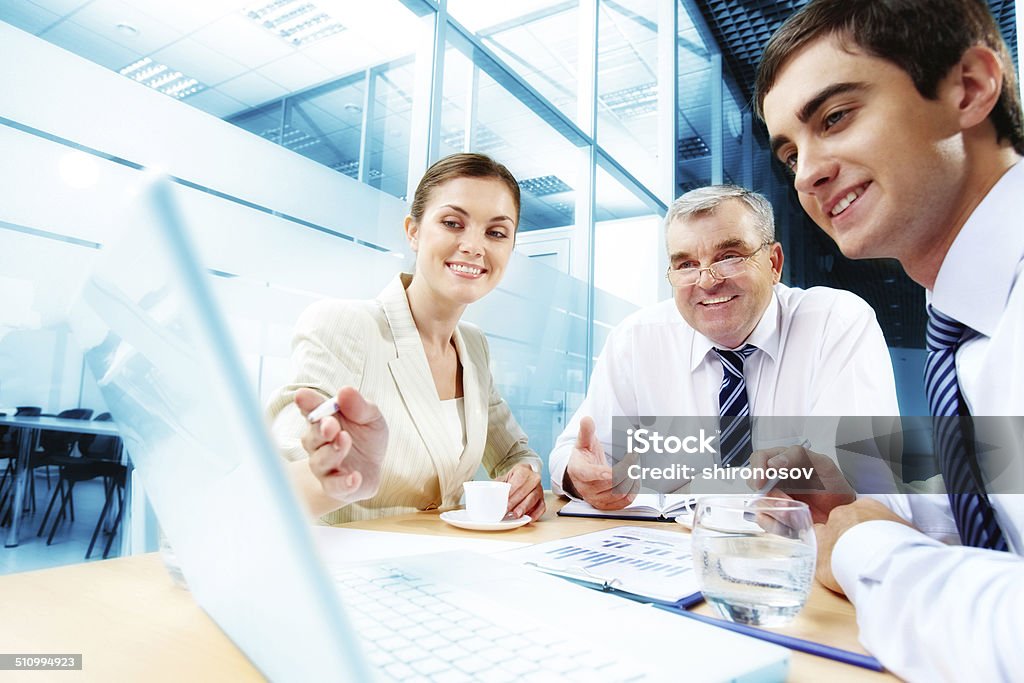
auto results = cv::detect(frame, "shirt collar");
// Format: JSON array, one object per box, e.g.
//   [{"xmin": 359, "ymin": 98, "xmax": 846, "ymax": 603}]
[
  {"xmin": 689, "ymin": 288, "xmax": 781, "ymax": 371},
  {"xmin": 932, "ymin": 160, "xmax": 1024, "ymax": 335}
]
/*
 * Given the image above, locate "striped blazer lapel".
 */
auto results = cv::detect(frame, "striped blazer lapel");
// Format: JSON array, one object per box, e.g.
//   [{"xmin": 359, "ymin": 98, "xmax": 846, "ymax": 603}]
[
  {"xmin": 453, "ymin": 325, "xmax": 487, "ymax": 481},
  {"xmin": 378, "ymin": 275, "xmax": 456, "ymax": 495}
]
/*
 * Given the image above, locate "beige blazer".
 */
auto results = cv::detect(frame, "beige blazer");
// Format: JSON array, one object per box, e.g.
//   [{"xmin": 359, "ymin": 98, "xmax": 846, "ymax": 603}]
[{"xmin": 266, "ymin": 273, "xmax": 541, "ymax": 524}]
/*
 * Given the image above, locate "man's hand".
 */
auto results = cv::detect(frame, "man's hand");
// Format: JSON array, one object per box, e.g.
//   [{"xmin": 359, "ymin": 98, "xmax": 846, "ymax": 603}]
[
  {"xmin": 564, "ymin": 417, "xmax": 638, "ymax": 510},
  {"xmin": 815, "ymin": 498, "xmax": 913, "ymax": 594},
  {"xmin": 296, "ymin": 386, "xmax": 388, "ymax": 505},
  {"xmin": 748, "ymin": 444, "xmax": 856, "ymax": 523},
  {"xmin": 502, "ymin": 463, "xmax": 546, "ymax": 521}
]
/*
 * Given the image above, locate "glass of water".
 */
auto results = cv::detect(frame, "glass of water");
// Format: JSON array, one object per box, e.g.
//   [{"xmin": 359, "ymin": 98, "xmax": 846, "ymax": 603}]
[{"xmin": 691, "ymin": 496, "xmax": 816, "ymax": 627}]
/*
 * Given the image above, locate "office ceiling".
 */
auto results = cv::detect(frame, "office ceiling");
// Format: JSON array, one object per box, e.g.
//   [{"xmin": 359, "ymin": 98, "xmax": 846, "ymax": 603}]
[
  {"xmin": 0, "ymin": 1, "xmax": 669, "ymax": 225},
  {"xmin": 0, "ymin": 0, "xmax": 423, "ymax": 118}
]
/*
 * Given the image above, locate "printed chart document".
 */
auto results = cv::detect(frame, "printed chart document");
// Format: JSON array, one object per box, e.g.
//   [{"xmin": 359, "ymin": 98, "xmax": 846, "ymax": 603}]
[
  {"xmin": 557, "ymin": 493, "xmax": 697, "ymax": 522},
  {"xmin": 502, "ymin": 526, "xmax": 702, "ymax": 607}
]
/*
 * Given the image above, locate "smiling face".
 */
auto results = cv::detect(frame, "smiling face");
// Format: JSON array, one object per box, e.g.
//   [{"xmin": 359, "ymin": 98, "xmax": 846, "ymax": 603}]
[
  {"xmin": 762, "ymin": 36, "xmax": 969, "ymax": 273},
  {"xmin": 406, "ymin": 175, "xmax": 517, "ymax": 310},
  {"xmin": 667, "ymin": 199, "xmax": 783, "ymax": 348}
]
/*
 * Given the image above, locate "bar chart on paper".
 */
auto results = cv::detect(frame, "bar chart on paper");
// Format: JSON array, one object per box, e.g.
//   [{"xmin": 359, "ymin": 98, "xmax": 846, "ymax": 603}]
[{"xmin": 503, "ymin": 526, "xmax": 702, "ymax": 606}]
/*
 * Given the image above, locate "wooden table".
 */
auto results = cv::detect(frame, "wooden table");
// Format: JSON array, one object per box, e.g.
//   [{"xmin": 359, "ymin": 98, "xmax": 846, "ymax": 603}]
[{"xmin": 0, "ymin": 495, "xmax": 897, "ymax": 682}]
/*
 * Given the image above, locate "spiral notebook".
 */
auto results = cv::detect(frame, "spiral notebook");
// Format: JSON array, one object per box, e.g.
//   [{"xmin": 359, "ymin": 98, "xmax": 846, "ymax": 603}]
[{"xmin": 502, "ymin": 526, "xmax": 703, "ymax": 608}]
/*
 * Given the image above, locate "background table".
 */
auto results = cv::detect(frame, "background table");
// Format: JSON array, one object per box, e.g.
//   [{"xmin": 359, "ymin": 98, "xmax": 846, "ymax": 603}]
[
  {"xmin": 0, "ymin": 415, "xmax": 123, "ymax": 548},
  {"xmin": 0, "ymin": 494, "xmax": 896, "ymax": 682}
]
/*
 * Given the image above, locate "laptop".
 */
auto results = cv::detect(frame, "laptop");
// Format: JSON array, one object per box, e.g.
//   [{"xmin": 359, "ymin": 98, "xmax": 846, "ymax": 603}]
[{"xmin": 68, "ymin": 178, "xmax": 789, "ymax": 682}]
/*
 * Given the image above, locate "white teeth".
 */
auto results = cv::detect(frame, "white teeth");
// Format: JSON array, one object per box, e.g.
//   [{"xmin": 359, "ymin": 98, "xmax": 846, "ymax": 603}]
[
  {"xmin": 701, "ymin": 296, "xmax": 733, "ymax": 305},
  {"xmin": 830, "ymin": 187, "xmax": 864, "ymax": 216},
  {"xmin": 449, "ymin": 263, "xmax": 482, "ymax": 275}
]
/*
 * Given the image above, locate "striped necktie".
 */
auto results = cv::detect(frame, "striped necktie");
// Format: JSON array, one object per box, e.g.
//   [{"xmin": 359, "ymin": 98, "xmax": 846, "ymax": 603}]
[
  {"xmin": 714, "ymin": 345, "xmax": 758, "ymax": 467},
  {"xmin": 924, "ymin": 306, "xmax": 1007, "ymax": 550}
]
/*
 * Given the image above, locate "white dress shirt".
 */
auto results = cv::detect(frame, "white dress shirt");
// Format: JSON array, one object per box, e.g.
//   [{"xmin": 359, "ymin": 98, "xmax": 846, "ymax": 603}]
[
  {"xmin": 832, "ymin": 161, "xmax": 1024, "ymax": 682},
  {"xmin": 549, "ymin": 283, "xmax": 899, "ymax": 494}
]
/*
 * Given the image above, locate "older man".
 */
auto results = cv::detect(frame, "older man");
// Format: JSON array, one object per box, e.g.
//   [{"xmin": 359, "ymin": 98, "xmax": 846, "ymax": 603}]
[
  {"xmin": 757, "ymin": 0, "xmax": 1024, "ymax": 679},
  {"xmin": 548, "ymin": 185, "xmax": 898, "ymax": 508}
]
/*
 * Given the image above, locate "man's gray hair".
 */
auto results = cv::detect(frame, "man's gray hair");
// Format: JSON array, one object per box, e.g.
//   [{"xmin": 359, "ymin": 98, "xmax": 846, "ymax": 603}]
[{"xmin": 663, "ymin": 185, "xmax": 775, "ymax": 243}]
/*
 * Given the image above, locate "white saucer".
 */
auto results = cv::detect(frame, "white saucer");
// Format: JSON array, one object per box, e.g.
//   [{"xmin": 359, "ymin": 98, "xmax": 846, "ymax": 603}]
[{"xmin": 439, "ymin": 509, "xmax": 532, "ymax": 531}]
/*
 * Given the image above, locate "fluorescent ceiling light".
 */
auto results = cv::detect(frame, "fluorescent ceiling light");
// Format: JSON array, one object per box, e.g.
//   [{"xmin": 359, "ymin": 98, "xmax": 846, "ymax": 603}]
[
  {"xmin": 519, "ymin": 175, "xmax": 573, "ymax": 196},
  {"xmin": 244, "ymin": 1, "xmax": 346, "ymax": 47},
  {"xmin": 677, "ymin": 135, "xmax": 710, "ymax": 160},
  {"xmin": 119, "ymin": 57, "xmax": 205, "ymax": 99},
  {"xmin": 440, "ymin": 124, "xmax": 507, "ymax": 154},
  {"xmin": 256, "ymin": 125, "xmax": 322, "ymax": 152},
  {"xmin": 601, "ymin": 82, "xmax": 657, "ymax": 119}
]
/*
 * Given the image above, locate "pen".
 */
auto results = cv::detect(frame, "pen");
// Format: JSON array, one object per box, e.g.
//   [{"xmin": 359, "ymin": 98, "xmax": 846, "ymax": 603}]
[
  {"xmin": 307, "ymin": 398, "xmax": 339, "ymax": 423},
  {"xmin": 655, "ymin": 605, "xmax": 885, "ymax": 672},
  {"xmin": 753, "ymin": 476, "xmax": 781, "ymax": 497}
]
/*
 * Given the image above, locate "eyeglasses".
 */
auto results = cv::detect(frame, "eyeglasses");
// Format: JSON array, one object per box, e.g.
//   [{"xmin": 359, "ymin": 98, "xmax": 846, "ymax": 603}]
[{"xmin": 666, "ymin": 241, "xmax": 772, "ymax": 288}]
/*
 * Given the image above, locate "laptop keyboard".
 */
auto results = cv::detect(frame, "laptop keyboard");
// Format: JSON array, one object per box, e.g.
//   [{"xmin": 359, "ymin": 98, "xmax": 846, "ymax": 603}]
[{"xmin": 333, "ymin": 564, "xmax": 648, "ymax": 682}]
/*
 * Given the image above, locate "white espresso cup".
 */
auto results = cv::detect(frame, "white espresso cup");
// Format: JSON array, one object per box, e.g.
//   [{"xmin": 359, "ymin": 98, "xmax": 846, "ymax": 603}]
[{"xmin": 462, "ymin": 481, "xmax": 511, "ymax": 523}]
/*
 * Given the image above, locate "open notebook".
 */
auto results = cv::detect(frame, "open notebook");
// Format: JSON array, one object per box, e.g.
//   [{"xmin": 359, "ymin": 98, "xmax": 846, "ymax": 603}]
[{"xmin": 558, "ymin": 493, "xmax": 698, "ymax": 521}]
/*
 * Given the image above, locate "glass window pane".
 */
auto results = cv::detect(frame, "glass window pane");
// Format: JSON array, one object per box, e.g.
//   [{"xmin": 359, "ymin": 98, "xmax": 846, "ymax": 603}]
[
  {"xmin": 677, "ymin": 0, "xmax": 713, "ymax": 193},
  {"xmin": 223, "ymin": 1, "xmax": 425, "ymax": 199},
  {"xmin": 366, "ymin": 60, "xmax": 416, "ymax": 199},
  {"xmin": 447, "ymin": 1, "xmax": 581, "ymax": 125},
  {"xmin": 596, "ymin": 0, "xmax": 659, "ymax": 192},
  {"xmin": 440, "ymin": 43, "xmax": 584, "ymax": 234},
  {"xmin": 285, "ymin": 75, "xmax": 365, "ymax": 176},
  {"xmin": 594, "ymin": 163, "xmax": 663, "ymax": 310},
  {"xmin": 228, "ymin": 102, "xmax": 285, "ymax": 146},
  {"xmin": 722, "ymin": 91, "xmax": 746, "ymax": 187},
  {"xmin": 591, "ymin": 162, "xmax": 660, "ymax": 367}
]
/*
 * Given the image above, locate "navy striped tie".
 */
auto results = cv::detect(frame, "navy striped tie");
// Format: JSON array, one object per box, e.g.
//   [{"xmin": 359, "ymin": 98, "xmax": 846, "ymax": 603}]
[
  {"xmin": 924, "ymin": 306, "xmax": 1007, "ymax": 550},
  {"xmin": 715, "ymin": 345, "xmax": 758, "ymax": 467}
]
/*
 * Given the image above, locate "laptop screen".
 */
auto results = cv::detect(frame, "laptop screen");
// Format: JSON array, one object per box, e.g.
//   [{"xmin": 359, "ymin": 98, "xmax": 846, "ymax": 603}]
[{"xmin": 68, "ymin": 178, "xmax": 368, "ymax": 681}]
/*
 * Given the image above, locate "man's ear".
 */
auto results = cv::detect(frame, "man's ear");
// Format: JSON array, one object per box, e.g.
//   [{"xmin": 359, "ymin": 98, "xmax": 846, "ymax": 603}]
[
  {"xmin": 404, "ymin": 216, "xmax": 418, "ymax": 252},
  {"xmin": 952, "ymin": 45, "xmax": 1004, "ymax": 130},
  {"xmin": 769, "ymin": 242, "xmax": 784, "ymax": 283}
]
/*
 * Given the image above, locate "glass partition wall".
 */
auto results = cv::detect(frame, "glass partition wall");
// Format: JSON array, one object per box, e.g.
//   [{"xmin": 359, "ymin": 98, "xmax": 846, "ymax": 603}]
[
  {"xmin": 222, "ymin": 0, "xmax": 701, "ymax": 461},
  {"xmin": 1, "ymin": 0, "xmax": 777, "ymax": 488}
]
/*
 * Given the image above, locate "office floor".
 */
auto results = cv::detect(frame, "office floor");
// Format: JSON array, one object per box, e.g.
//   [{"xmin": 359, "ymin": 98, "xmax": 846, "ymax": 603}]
[{"xmin": 0, "ymin": 468, "xmax": 121, "ymax": 575}]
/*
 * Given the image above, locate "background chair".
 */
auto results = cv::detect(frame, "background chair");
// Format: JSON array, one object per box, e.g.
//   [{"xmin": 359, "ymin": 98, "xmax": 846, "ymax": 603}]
[
  {"xmin": 38, "ymin": 413, "xmax": 126, "ymax": 558},
  {"xmin": 0, "ymin": 416, "xmax": 8, "ymax": 508},
  {"xmin": 0, "ymin": 406, "xmax": 43, "ymax": 525},
  {"xmin": 27, "ymin": 408, "xmax": 93, "ymax": 514},
  {"xmin": 0, "ymin": 414, "xmax": 11, "ymax": 499}
]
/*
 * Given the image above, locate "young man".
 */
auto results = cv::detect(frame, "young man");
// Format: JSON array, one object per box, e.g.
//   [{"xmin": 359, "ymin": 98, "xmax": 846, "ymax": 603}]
[
  {"xmin": 548, "ymin": 185, "xmax": 897, "ymax": 508},
  {"xmin": 757, "ymin": 1, "xmax": 1024, "ymax": 679}
]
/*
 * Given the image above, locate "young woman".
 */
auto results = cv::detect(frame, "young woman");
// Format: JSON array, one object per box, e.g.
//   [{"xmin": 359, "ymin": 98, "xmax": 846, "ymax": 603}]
[{"xmin": 266, "ymin": 153, "xmax": 545, "ymax": 524}]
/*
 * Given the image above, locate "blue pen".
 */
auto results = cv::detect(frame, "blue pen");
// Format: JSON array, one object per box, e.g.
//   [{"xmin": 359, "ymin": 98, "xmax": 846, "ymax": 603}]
[{"xmin": 655, "ymin": 605, "xmax": 885, "ymax": 673}]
